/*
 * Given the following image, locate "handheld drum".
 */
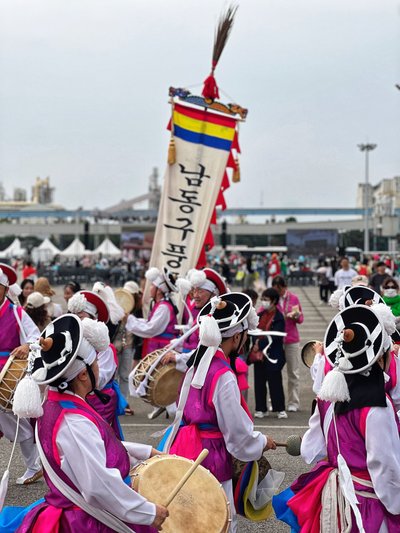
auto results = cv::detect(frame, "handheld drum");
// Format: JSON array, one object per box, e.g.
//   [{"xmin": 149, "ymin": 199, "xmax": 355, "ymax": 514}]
[
  {"xmin": 301, "ymin": 340, "xmax": 322, "ymax": 368},
  {"xmin": 0, "ymin": 355, "xmax": 28, "ymax": 412},
  {"xmin": 130, "ymin": 349, "xmax": 182, "ymax": 407},
  {"xmin": 131, "ymin": 454, "xmax": 230, "ymax": 532}
]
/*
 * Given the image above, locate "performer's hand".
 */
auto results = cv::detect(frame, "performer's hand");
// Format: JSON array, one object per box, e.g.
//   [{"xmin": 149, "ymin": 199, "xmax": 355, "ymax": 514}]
[
  {"xmin": 150, "ymin": 447, "xmax": 164, "ymax": 457},
  {"xmin": 263, "ymin": 436, "xmax": 277, "ymax": 451},
  {"xmin": 10, "ymin": 344, "xmax": 29, "ymax": 359},
  {"xmin": 161, "ymin": 352, "xmax": 176, "ymax": 365},
  {"xmin": 152, "ymin": 504, "xmax": 169, "ymax": 530}
]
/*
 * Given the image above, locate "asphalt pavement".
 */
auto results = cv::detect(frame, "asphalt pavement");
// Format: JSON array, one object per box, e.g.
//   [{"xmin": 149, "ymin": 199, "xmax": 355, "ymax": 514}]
[{"xmin": 0, "ymin": 285, "xmax": 336, "ymax": 532}]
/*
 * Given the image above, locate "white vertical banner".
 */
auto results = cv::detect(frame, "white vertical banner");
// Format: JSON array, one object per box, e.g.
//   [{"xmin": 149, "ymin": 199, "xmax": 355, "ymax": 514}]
[{"xmin": 149, "ymin": 102, "xmax": 238, "ymax": 277}]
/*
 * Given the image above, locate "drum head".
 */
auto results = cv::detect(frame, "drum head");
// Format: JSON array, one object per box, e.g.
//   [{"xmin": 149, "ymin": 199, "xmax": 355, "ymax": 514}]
[
  {"xmin": 149, "ymin": 364, "xmax": 182, "ymax": 407},
  {"xmin": 131, "ymin": 455, "xmax": 229, "ymax": 533},
  {"xmin": 301, "ymin": 340, "xmax": 321, "ymax": 368}
]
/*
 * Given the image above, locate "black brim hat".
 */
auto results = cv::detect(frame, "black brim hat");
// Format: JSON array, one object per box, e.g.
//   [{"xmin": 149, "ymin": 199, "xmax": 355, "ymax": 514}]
[
  {"xmin": 324, "ymin": 305, "xmax": 384, "ymax": 374},
  {"xmin": 198, "ymin": 292, "xmax": 252, "ymax": 332},
  {"xmin": 343, "ymin": 286, "xmax": 384, "ymax": 308},
  {"xmin": 32, "ymin": 314, "xmax": 83, "ymax": 385}
]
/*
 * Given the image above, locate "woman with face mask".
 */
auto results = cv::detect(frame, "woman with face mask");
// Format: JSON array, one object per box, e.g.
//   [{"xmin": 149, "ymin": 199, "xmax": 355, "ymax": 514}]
[
  {"xmin": 250, "ymin": 288, "xmax": 287, "ymax": 419},
  {"xmin": 381, "ymin": 278, "xmax": 400, "ymax": 322}
]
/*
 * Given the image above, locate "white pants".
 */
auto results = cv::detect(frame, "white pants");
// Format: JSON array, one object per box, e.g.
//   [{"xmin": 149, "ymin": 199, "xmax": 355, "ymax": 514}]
[
  {"xmin": 284, "ymin": 342, "xmax": 300, "ymax": 409},
  {"xmin": 0, "ymin": 411, "xmax": 39, "ymax": 469}
]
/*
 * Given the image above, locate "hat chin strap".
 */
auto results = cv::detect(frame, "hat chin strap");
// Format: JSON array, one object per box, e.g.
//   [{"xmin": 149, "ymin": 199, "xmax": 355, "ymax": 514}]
[{"xmin": 85, "ymin": 364, "xmax": 110, "ymax": 404}]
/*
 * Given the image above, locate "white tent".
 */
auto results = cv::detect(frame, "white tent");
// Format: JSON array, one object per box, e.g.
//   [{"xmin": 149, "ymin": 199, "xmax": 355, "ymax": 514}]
[
  {"xmin": 0, "ymin": 238, "xmax": 26, "ymax": 259},
  {"xmin": 59, "ymin": 238, "xmax": 91, "ymax": 258},
  {"xmin": 94, "ymin": 238, "xmax": 121, "ymax": 258},
  {"xmin": 31, "ymin": 238, "xmax": 61, "ymax": 263}
]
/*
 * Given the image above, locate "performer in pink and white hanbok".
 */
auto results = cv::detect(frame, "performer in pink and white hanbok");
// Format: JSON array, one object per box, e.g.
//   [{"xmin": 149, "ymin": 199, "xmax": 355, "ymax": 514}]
[
  {"xmin": 162, "ymin": 292, "xmax": 278, "ymax": 532},
  {"xmin": 0, "ymin": 263, "xmax": 42, "ymax": 485},
  {"xmin": 276, "ymin": 304, "xmax": 400, "ymax": 532},
  {"xmin": 125, "ymin": 267, "xmax": 178, "ymax": 357},
  {"xmin": 67, "ymin": 290, "xmax": 125, "ymax": 438}
]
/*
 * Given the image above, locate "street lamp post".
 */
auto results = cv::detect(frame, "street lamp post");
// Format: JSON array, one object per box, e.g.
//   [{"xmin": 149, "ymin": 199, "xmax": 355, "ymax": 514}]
[{"xmin": 358, "ymin": 143, "xmax": 377, "ymax": 253}]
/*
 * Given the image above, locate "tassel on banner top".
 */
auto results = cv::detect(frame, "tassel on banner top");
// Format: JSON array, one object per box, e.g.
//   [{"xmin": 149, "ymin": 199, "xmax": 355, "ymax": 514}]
[
  {"xmin": 201, "ymin": 5, "xmax": 238, "ymax": 101},
  {"xmin": 168, "ymin": 136, "xmax": 176, "ymax": 165},
  {"xmin": 232, "ymin": 157, "xmax": 240, "ymax": 182}
]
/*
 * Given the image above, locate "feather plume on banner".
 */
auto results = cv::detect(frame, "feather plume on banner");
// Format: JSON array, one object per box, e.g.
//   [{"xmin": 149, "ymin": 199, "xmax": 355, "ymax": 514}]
[{"xmin": 202, "ymin": 5, "xmax": 238, "ymax": 101}]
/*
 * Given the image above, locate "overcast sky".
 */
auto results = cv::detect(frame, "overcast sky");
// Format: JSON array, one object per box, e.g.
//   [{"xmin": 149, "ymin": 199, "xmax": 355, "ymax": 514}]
[{"xmin": 0, "ymin": 0, "xmax": 399, "ymax": 210}]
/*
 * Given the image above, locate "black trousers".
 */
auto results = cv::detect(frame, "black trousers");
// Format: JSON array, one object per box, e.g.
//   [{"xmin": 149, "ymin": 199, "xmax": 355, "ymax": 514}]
[
  {"xmin": 319, "ymin": 284, "xmax": 329, "ymax": 302},
  {"xmin": 253, "ymin": 361, "xmax": 285, "ymax": 412}
]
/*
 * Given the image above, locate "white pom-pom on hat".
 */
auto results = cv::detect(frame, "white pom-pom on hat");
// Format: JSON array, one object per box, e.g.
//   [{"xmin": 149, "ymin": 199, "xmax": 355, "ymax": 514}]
[
  {"xmin": 247, "ymin": 307, "xmax": 259, "ymax": 331},
  {"xmin": 318, "ymin": 367, "xmax": 350, "ymax": 403},
  {"xmin": 199, "ymin": 315, "xmax": 222, "ymax": 347},
  {"xmin": 145, "ymin": 267, "xmax": 161, "ymax": 283},
  {"xmin": 371, "ymin": 303, "xmax": 396, "ymax": 336},
  {"xmin": 81, "ymin": 317, "xmax": 110, "ymax": 352},
  {"xmin": 176, "ymin": 278, "xmax": 192, "ymax": 297},
  {"xmin": 92, "ymin": 284, "xmax": 124, "ymax": 324},
  {"xmin": 329, "ymin": 289, "xmax": 344, "ymax": 310},
  {"xmin": 68, "ymin": 292, "xmax": 87, "ymax": 314},
  {"xmin": 188, "ymin": 270, "xmax": 207, "ymax": 288}
]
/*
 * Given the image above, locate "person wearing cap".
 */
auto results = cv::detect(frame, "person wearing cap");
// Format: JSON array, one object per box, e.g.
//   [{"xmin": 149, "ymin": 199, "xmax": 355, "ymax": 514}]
[
  {"xmin": 0, "ymin": 263, "xmax": 42, "ymax": 485},
  {"xmin": 275, "ymin": 304, "xmax": 400, "ymax": 531},
  {"xmin": 16, "ymin": 315, "xmax": 168, "ymax": 532},
  {"xmin": 34, "ymin": 277, "xmax": 62, "ymax": 319},
  {"xmin": 24, "ymin": 291, "xmax": 51, "ymax": 331},
  {"xmin": 125, "ymin": 267, "xmax": 178, "ymax": 356},
  {"xmin": 162, "ymin": 293, "xmax": 278, "ymax": 532},
  {"xmin": 68, "ymin": 290, "xmax": 124, "ymax": 438}
]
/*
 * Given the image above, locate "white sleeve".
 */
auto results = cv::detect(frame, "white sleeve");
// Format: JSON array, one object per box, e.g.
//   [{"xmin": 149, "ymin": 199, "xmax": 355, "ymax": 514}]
[
  {"xmin": 300, "ymin": 402, "xmax": 328, "ymax": 464},
  {"xmin": 57, "ymin": 413, "xmax": 156, "ymax": 525},
  {"xmin": 334, "ymin": 271, "xmax": 340, "ymax": 286},
  {"xmin": 20, "ymin": 310, "xmax": 40, "ymax": 343},
  {"xmin": 365, "ymin": 401, "xmax": 400, "ymax": 514},
  {"xmin": 213, "ymin": 372, "xmax": 266, "ymax": 462},
  {"xmin": 175, "ymin": 351, "xmax": 192, "ymax": 373},
  {"xmin": 126, "ymin": 305, "xmax": 170, "ymax": 338},
  {"xmin": 97, "ymin": 346, "xmax": 117, "ymax": 390},
  {"xmin": 311, "ymin": 354, "xmax": 326, "ymax": 395},
  {"xmin": 122, "ymin": 441, "xmax": 153, "ymax": 467}
]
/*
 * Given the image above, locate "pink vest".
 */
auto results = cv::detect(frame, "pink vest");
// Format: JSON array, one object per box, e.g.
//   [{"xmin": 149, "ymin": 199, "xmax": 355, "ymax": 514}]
[
  {"xmin": 143, "ymin": 300, "xmax": 177, "ymax": 356},
  {"xmin": 0, "ymin": 300, "xmax": 22, "ymax": 371}
]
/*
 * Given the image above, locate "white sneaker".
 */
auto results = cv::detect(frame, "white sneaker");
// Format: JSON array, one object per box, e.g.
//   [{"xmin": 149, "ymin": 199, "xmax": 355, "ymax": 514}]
[
  {"xmin": 147, "ymin": 407, "xmax": 166, "ymax": 420},
  {"xmin": 254, "ymin": 411, "xmax": 268, "ymax": 419},
  {"xmin": 16, "ymin": 468, "xmax": 43, "ymax": 485},
  {"xmin": 277, "ymin": 411, "xmax": 288, "ymax": 419},
  {"xmin": 287, "ymin": 405, "xmax": 299, "ymax": 412}
]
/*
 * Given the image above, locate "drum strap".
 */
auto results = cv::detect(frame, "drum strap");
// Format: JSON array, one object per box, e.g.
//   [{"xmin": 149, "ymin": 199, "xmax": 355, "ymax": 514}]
[{"xmin": 35, "ymin": 425, "xmax": 135, "ymax": 533}]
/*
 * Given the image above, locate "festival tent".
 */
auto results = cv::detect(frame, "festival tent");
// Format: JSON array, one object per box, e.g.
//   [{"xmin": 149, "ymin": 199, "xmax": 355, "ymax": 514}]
[
  {"xmin": 93, "ymin": 238, "xmax": 121, "ymax": 258},
  {"xmin": 0, "ymin": 238, "xmax": 26, "ymax": 259},
  {"xmin": 59, "ymin": 238, "xmax": 91, "ymax": 258},
  {"xmin": 31, "ymin": 238, "xmax": 61, "ymax": 263}
]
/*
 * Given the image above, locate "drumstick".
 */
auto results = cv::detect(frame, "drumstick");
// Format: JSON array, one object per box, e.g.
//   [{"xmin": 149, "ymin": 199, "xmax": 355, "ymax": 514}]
[
  {"xmin": 272, "ymin": 435, "xmax": 302, "ymax": 456},
  {"xmin": 163, "ymin": 449, "xmax": 209, "ymax": 507}
]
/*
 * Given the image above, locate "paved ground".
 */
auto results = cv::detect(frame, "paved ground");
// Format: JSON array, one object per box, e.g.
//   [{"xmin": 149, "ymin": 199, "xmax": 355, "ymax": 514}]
[{"xmin": 1, "ymin": 285, "xmax": 336, "ymax": 531}]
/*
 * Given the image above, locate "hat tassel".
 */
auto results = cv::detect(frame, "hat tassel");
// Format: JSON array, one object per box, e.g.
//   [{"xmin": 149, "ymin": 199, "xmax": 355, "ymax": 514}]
[
  {"xmin": 318, "ymin": 367, "xmax": 350, "ymax": 403},
  {"xmin": 13, "ymin": 374, "xmax": 43, "ymax": 419}
]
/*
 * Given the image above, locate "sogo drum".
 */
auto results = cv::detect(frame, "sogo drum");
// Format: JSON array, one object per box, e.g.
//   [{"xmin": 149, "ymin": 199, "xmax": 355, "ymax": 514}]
[
  {"xmin": 131, "ymin": 455, "xmax": 230, "ymax": 533},
  {"xmin": 0, "ymin": 355, "xmax": 28, "ymax": 412},
  {"xmin": 130, "ymin": 349, "xmax": 182, "ymax": 407}
]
